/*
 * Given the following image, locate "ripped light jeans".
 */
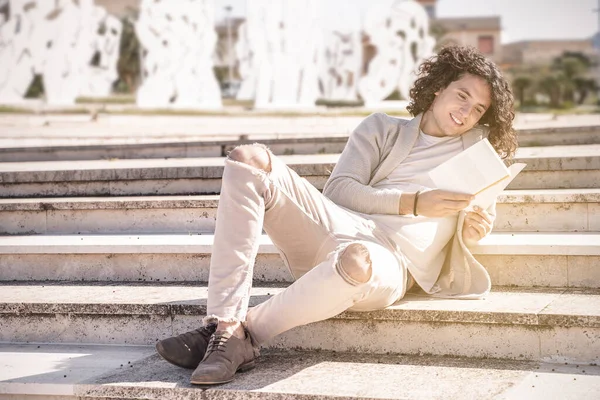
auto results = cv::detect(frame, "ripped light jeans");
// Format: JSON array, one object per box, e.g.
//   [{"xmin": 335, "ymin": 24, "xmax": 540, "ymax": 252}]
[{"xmin": 205, "ymin": 145, "xmax": 408, "ymax": 345}]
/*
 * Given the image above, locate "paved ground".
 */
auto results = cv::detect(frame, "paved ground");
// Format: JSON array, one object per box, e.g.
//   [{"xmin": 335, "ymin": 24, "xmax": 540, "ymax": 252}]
[
  {"xmin": 1, "ymin": 112, "xmax": 599, "ymax": 148},
  {"xmin": 2, "ymin": 344, "xmax": 598, "ymax": 400}
]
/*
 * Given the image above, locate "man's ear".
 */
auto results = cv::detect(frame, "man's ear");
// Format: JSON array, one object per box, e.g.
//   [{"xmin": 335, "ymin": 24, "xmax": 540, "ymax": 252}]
[{"xmin": 434, "ymin": 84, "xmax": 447, "ymax": 96}]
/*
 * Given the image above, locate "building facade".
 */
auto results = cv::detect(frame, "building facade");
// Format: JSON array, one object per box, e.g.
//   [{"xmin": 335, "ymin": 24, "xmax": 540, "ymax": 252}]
[
  {"xmin": 503, "ymin": 39, "xmax": 596, "ymax": 67},
  {"xmin": 416, "ymin": 0, "xmax": 502, "ymax": 63},
  {"xmin": 94, "ymin": 0, "xmax": 139, "ymax": 17},
  {"xmin": 434, "ymin": 17, "xmax": 502, "ymax": 63}
]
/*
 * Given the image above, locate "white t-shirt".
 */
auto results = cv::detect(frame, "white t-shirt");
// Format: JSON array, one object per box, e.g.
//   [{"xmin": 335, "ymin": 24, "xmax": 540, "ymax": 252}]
[{"xmin": 367, "ymin": 131, "xmax": 464, "ymax": 292}]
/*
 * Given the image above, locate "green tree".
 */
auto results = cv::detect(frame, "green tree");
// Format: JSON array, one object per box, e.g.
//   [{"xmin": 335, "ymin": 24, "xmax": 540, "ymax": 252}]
[
  {"xmin": 552, "ymin": 52, "xmax": 593, "ymax": 105},
  {"xmin": 574, "ymin": 77, "xmax": 598, "ymax": 104},
  {"xmin": 508, "ymin": 51, "xmax": 596, "ymax": 109},
  {"xmin": 511, "ymin": 76, "xmax": 532, "ymax": 107},
  {"xmin": 538, "ymin": 74, "xmax": 561, "ymax": 108}
]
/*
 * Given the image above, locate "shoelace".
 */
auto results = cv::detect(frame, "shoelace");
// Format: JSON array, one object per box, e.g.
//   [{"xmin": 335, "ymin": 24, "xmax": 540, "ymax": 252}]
[
  {"xmin": 205, "ymin": 333, "xmax": 229, "ymax": 355},
  {"xmin": 180, "ymin": 323, "xmax": 216, "ymax": 347}
]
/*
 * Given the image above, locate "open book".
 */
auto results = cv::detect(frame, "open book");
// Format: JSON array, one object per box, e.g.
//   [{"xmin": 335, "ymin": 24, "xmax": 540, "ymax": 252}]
[{"xmin": 429, "ymin": 139, "xmax": 526, "ymax": 211}]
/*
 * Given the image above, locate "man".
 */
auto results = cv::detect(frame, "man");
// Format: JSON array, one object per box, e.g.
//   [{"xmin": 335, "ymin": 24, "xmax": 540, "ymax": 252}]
[{"xmin": 155, "ymin": 46, "xmax": 517, "ymax": 385}]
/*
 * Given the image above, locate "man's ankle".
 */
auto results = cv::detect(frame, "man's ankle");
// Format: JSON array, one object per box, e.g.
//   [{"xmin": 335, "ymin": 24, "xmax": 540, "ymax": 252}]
[{"xmin": 217, "ymin": 320, "xmax": 246, "ymax": 339}]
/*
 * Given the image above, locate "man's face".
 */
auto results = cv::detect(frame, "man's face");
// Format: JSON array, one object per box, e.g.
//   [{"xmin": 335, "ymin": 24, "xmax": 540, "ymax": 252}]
[{"xmin": 421, "ymin": 73, "xmax": 492, "ymax": 137}]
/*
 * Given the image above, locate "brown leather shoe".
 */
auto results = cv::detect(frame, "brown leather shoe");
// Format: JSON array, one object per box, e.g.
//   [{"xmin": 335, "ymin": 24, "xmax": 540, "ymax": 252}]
[
  {"xmin": 155, "ymin": 323, "xmax": 216, "ymax": 369},
  {"xmin": 190, "ymin": 329, "xmax": 259, "ymax": 385}
]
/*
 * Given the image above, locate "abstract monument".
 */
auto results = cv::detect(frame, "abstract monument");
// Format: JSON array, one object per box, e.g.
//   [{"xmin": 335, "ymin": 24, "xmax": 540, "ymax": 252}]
[
  {"xmin": 135, "ymin": 0, "xmax": 221, "ymax": 109},
  {"xmin": 235, "ymin": 0, "xmax": 434, "ymax": 107},
  {"xmin": 235, "ymin": 0, "xmax": 322, "ymax": 108},
  {"xmin": 79, "ymin": 7, "xmax": 123, "ymax": 98},
  {"xmin": 358, "ymin": 0, "xmax": 435, "ymax": 105},
  {"xmin": 318, "ymin": 4, "xmax": 363, "ymax": 102},
  {"xmin": 0, "ymin": 0, "xmax": 122, "ymax": 105},
  {"xmin": 0, "ymin": 0, "xmax": 435, "ymax": 109}
]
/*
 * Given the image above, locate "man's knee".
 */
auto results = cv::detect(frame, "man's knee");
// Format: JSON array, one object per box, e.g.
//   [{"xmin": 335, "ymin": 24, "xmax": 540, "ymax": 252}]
[
  {"xmin": 228, "ymin": 145, "xmax": 272, "ymax": 172},
  {"xmin": 337, "ymin": 243, "xmax": 372, "ymax": 284}
]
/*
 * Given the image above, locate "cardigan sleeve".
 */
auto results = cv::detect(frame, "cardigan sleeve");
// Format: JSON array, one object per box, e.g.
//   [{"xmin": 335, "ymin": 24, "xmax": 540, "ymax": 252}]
[
  {"xmin": 322, "ymin": 113, "xmax": 406, "ymax": 215},
  {"xmin": 462, "ymin": 200, "xmax": 497, "ymax": 247}
]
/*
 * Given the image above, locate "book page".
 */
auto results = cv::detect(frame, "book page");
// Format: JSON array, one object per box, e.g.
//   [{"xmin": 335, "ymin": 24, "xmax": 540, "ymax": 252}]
[
  {"xmin": 429, "ymin": 139, "xmax": 510, "ymax": 195},
  {"xmin": 466, "ymin": 163, "xmax": 527, "ymax": 211}
]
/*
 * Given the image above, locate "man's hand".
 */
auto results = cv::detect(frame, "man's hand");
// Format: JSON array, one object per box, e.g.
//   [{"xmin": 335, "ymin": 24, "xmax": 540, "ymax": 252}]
[
  {"xmin": 462, "ymin": 205, "xmax": 493, "ymax": 243},
  {"xmin": 415, "ymin": 190, "xmax": 474, "ymax": 218}
]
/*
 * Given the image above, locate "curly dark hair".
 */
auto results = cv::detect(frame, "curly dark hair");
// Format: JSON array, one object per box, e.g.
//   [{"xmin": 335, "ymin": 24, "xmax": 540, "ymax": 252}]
[{"xmin": 407, "ymin": 46, "xmax": 517, "ymax": 159}]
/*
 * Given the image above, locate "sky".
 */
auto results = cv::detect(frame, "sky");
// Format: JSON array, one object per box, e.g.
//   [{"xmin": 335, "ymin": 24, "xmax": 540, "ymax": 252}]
[{"xmin": 215, "ymin": 0, "xmax": 598, "ymax": 44}]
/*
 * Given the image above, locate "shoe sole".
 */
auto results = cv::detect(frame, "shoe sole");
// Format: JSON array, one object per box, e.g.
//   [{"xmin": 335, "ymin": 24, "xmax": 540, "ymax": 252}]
[
  {"xmin": 190, "ymin": 360, "xmax": 256, "ymax": 385},
  {"xmin": 155, "ymin": 341, "xmax": 198, "ymax": 370}
]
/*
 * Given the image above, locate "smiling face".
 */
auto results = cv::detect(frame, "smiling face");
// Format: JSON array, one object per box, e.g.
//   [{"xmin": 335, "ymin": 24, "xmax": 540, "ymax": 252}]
[{"xmin": 420, "ymin": 73, "xmax": 492, "ymax": 137}]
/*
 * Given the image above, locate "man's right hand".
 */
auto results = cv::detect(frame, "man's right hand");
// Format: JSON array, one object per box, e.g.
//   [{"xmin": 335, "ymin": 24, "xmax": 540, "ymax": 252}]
[{"xmin": 415, "ymin": 190, "xmax": 474, "ymax": 218}]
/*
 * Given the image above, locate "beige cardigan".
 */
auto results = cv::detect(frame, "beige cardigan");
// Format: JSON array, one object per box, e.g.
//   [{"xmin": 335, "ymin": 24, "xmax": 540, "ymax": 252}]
[{"xmin": 323, "ymin": 113, "xmax": 495, "ymax": 299}]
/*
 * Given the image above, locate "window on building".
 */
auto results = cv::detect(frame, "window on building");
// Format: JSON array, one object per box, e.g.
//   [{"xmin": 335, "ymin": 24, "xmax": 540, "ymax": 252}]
[{"xmin": 478, "ymin": 35, "xmax": 494, "ymax": 54}]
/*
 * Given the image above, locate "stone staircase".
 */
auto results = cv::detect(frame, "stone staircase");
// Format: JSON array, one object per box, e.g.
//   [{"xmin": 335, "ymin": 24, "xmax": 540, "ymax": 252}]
[
  {"xmin": 1, "ymin": 125, "xmax": 599, "ymax": 162},
  {"xmin": 0, "ymin": 130, "xmax": 599, "ymax": 399}
]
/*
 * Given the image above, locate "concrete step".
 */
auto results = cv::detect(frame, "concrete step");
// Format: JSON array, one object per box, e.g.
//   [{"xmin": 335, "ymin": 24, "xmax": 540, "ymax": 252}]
[
  {"xmin": 0, "ymin": 282, "xmax": 598, "ymax": 364},
  {"xmin": 0, "ymin": 233, "xmax": 598, "ymax": 288},
  {"xmin": 0, "ymin": 189, "xmax": 598, "ymax": 235},
  {"xmin": 495, "ymin": 188, "xmax": 600, "ymax": 232},
  {"xmin": 0, "ymin": 135, "xmax": 348, "ymax": 162},
  {"xmin": 0, "ymin": 195, "xmax": 220, "ymax": 235},
  {"xmin": 0, "ymin": 344, "xmax": 598, "ymax": 400},
  {"xmin": 0, "ymin": 154, "xmax": 328, "ymax": 198},
  {"xmin": 0, "ymin": 145, "xmax": 599, "ymax": 197},
  {"xmin": 1, "ymin": 125, "xmax": 599, "ymax": 162}
]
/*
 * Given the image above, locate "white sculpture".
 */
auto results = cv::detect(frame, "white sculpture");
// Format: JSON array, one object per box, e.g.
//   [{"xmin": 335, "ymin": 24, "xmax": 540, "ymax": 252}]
[
  {"xmin": 234, "ymin": 21, "xmax": 256, "ymax": 101},
  {"xmin": 319, "ymin": 30, "xmax": 363, "ymax": 102},
  {"xmin": 0, "ymin": 0, "xmax": 48, "ymax": 103},
  {"xmin": 358, "ymin": 0, "xmax": 435, "ymax": 105},
  {"xmin": 79, "ymin": 8, "xmax": 123, "ymax": 98},
  {"xmin": 42, "ymin": 0, "xmax": 97, "ymax": 105},
  {"xmin": 0, "ymin": 0, "xmax": 122, "ymax": 104},
  {"xmin": 317, "ymin": 4, "xmax": 362, "ymax": 102},
  {"xmin": 236, "ymin": 0, "xmax": 322, "ymax": 109},
  {"xmin": 135, "ymin": 0, "xmax": 221, "ymax": 109}
]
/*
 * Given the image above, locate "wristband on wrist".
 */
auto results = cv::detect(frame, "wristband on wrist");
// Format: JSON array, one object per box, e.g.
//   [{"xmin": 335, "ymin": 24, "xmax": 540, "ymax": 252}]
[{"xmin": 413, "ymin": 190, "xmax": 422, "ymax": 216}]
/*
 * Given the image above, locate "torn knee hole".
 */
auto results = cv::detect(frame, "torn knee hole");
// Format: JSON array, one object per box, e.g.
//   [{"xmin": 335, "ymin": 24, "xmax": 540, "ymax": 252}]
[
  {"xmin": 336, "ymin": 243, "xmax": 373, "ymax": 284},
  {"xmin": 228, "ymin": 144, "xmax": 272, "ymax": 172}
]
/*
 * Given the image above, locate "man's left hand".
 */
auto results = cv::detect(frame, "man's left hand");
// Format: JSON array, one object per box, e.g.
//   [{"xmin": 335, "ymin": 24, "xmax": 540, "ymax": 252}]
[{"xmin": 462, "ymin": 206, "xmax": 493, "ymax": 243}]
